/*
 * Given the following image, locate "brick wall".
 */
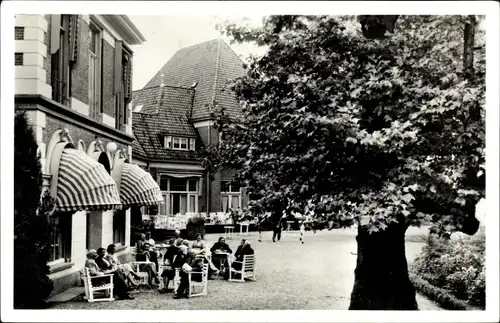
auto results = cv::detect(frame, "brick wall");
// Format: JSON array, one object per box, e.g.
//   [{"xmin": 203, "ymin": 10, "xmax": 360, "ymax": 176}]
[
  {"xmin": 43, "ymin": 114, "xmax": 129, "ymax": 153},
  {"xmin": 102, "ymin": 40, "xmax": 115, "ymax": 117},
  {"xmin": 70, "ymin": 18, "xmax": 89, "ymax": 106}
]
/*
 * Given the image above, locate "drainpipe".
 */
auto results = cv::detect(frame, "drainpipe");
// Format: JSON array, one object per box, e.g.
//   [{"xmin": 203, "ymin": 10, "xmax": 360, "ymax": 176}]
[{"xmin": 207, "ymin": 123, "xmax": 211, "ymax": 215}]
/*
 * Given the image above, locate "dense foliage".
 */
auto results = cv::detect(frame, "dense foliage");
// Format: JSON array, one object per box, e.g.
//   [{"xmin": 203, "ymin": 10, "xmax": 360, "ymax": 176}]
[
  {"xmin": 14, "ymin": 111, "xmax": 55, "ymax": 308},
  {"xmin": 203, "ymin": 15, "xmax": 485, "ymax": 309},
  {"xmin": 411, "ymin": 231, "xmax": 485, "ymax": 308},
  {"xmin": 210, "ymin": 14, "xmax": 485, "ymax": 238}
]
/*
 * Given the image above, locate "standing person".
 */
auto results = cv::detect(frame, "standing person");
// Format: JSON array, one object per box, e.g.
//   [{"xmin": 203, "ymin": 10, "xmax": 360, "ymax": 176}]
[
  {"xmin": 272, "ymin": 215, "xmax": 285, "ymax": 242},
  {"xmin": 257, "ymin": 216, "xmax": 264, "ymax": 242},
  {"xmin": 299, "ymin": 221, "xmax": 305, "ymax": 244}
]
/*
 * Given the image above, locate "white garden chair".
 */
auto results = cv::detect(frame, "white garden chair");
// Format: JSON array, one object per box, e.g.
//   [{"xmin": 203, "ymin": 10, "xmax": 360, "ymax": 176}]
[
  {"xmin": 228, "ymin": 254, "xmax": 256, "ymax": 283},
  {"xmin": 82, "ymin": 267, "xmax": 115, "ymax": 302},
  {"xmin": 130, "ymin": 245, "xmax": 154, "ymax": 290},
  {"xmin": 174, "ymin": 263, "xmax": 209, "ymax": 298}
]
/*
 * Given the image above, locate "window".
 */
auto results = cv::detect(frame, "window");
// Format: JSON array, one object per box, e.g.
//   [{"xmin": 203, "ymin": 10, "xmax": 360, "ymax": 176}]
[
  {"xmin": 164, "ymin": 136, "xmax": 193, "ymax": 151},
  {"xmin": 172, "ymin": 137, "xmax": 180, "ymax": 149},
  {"xmin": 51, "ymin": 14, "xmax": 74, "ymax": 105},
  {"xmin": 156, "ymin": 176, "xmax": 199, "ymax": 216},
  {"xmin": 113, "ymin": 210, "xmax": 126, "ymax": 246},
  {"xmin": 88, "ymin": 21, "xmax": 102, "ymax": 117},
  {"xmin": 115, "ymin": 41, "xmax": 133, "ymax": 130},
  {"xmin": 180, "ymin": 138, "xmax": 187, "ymax": 149},
  {"xmin": 14, "ymin": 53, "xmax": 23, "ymax": 66},
  {"xmin": 15, "ymin": 27, "xmax": 24, "ymax": 40},
  {"xmin": 221, "ymin": 180, "xmax": 242, "ymax": 212},
  {"xmin": 49, "ymin": 212, "xmax": 72, "ymax": 263}
]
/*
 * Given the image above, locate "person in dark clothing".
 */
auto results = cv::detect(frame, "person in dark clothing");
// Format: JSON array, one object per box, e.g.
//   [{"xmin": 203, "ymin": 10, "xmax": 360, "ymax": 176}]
[
  {"xmin": 272, "ymin": 216, "xmax": 285, "ymax": 242},
  {"xmin": 159, "ymin": 239, "xmax": 178, "ymax": 293},
  {"xmin": 232, "ymin": 239, "xmax": 255, "ymax": 271},
  {"xmin": 172, "ymin": 246, "xmax": 203, "ymax": 299},
  {"xmin": 95, "ymin": 247, "xmax": 134, "ymax": 300},
  {"xmin": 210, "ymin": 237, "xmax": 232, "ymax": 272}
]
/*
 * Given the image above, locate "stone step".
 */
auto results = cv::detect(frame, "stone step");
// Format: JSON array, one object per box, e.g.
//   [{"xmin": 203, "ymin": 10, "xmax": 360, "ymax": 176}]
[{"xmin": 47, "ymin": 286, "xmax": 84, "ymax": 304}]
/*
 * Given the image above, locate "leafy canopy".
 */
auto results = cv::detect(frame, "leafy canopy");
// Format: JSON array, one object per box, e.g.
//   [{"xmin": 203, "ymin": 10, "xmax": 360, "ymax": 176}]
[{"xmin": 207, "ymin": 15, "xmax": 485, "ymax": 236}]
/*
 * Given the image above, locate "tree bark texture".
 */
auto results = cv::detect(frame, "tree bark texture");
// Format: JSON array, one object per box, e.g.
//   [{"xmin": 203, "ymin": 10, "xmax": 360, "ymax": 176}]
[
  {"xmin": 463, "ymin": 15, "xmax": 476, "ymax": 78},
  {"xmin": 349, "ymin": 222, "xmax": 418, "ymax": 310}
]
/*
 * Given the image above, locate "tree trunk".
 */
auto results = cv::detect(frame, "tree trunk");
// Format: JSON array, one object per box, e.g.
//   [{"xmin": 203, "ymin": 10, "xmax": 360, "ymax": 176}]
[
  {"xmin": 463, "ymin": 15, "xmax": 476, "ymax": 79},
  {"xmin": 349, "ymin": 222, "xmax": 418, "ymax": 310}
]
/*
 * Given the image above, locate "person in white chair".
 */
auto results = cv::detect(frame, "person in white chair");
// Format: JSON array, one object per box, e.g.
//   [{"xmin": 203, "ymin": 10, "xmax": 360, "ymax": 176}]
[{"xmin": 232, "ymin": 239, "xmax": 254, "ymax": 271}]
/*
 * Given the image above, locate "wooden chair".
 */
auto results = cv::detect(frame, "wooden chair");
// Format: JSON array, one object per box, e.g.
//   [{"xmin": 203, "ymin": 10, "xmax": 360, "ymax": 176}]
[
  {"xmin": 174, "ymin": 264, "xmax": 209, "ymax": 298},
  {"xmin": 188, "ymin": 263, "xmax": 209, "ymax": 297},
  {"xmin": 228, "ymin": 254, "xmax": 256, "ymax": 283},
  {"xmin": 82, "ymin": 267, "xmax": 115, "ymax": 302},
  {"xmin": 130, "ymin": 246, "xmax": 153, "ymax": 290}
]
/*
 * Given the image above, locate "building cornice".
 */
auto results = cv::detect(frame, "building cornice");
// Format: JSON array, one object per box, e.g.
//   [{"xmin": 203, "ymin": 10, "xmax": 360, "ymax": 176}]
[
  {"xmin": 15, "ymin": 94, "xmax": 135, "ymax": 146},
  {"xmin": 101, "ymin": 15, "xmax": 146, "ymax": 45}
]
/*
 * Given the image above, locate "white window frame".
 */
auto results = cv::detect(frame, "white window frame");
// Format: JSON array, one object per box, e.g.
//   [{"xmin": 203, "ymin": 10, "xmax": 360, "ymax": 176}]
[
  {"xmin": 180, "ymin": 138, "xmax": 188, "ymax": 150},
  {"xmin": 189, "ymin": 138, "xmax": 196, "ymax": 151},
  {"xmin": 166, "ymin": 136, "xmax": 190, "ymax": 151},
  {"xmin": 221, "ymin": 180, "xmax": 242, "ymax": 212},
  {"xmin": 157, "ymin": 176, "xmax": 199, "ymax": 216},
  {"xmin": 88, "ymin": 19, "xmax": 102, "ymax": 117},
  {"xmin": 164, "ymin": 136, "xmax": 172, "ymax": 149}
]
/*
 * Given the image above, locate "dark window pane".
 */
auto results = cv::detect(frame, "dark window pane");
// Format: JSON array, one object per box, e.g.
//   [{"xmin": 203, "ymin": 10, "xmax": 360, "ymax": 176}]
[
  {"xmin": 188, "ymin": 180, "xmax": 197, "ymax": 192},
  {"xmin": 160, "ymin": 176, "xmax": 168, "ymax": 191},
  {"xmin": 221, "ymin": 180, "xmax": 230, "ymax": 192},
  {"xmin": 15, "ymin": 27, "xmax": 24, "ymax": 40},
  {"xmin": 230, "ymin": 181, "xmax": 240, "ymax": 192},
  {"xmin": 14, "ymin": 53, "xmax": 23, "ymax": 66},
  {"xmin": 170, "ymin": 178, "xmax": 187, "ymax": 191}
]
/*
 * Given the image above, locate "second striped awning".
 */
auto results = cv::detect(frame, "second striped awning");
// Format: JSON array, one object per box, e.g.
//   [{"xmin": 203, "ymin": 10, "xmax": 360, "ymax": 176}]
[
  {"xmin": 56, "ymin": 149, "xmax": 122, "ymax": 212},
  {"xmin": 120, "ymin": 163, "xmax": 163, "ymax": 207}
]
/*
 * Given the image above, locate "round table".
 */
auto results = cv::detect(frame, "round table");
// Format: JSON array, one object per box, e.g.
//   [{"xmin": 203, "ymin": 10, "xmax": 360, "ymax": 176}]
[
  {"xmin": 239, "ymin": 223, "xmax": 250, "ymax": 236},
  {"xmin": 212, "ymin": 251, "xmax": 233, "ymax": 277}
]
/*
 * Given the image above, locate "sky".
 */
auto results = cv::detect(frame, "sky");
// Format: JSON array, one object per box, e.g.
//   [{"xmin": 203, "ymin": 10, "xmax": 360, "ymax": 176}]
[{"xmin": 128, "ymin": 15, "xmax": 267, "ymax": 91}]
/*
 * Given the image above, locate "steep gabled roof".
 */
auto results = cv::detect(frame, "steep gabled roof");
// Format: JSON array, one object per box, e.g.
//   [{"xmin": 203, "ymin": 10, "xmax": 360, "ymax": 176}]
[
  {"xmin": 132, "ymin": 85, "xmax": 201, "ymax": 161},
  {"xmin": 144, "ymin": 39, "xmax": 246, "ymax": 120}
]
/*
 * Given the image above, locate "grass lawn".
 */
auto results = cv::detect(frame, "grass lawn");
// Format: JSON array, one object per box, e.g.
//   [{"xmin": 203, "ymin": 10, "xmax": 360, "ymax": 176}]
[{"xmin": 51, "ymin": 228, "xmax": 442, "ymax": 310}]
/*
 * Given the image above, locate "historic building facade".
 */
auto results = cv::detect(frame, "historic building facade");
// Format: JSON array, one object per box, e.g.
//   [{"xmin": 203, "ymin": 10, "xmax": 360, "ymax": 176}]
[
  {"xmin": 132, "ymin": 39, "xmax": 250, "ymax": 229},
  {"xmin": 14, "ymin": 14, "xmax": 162, "ymax": 296}
]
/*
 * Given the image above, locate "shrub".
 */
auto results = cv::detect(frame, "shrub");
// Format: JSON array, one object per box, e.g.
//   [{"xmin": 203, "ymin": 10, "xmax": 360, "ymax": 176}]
[
  {"xmin": 411, "ymin": 233, "xmax": 485, "ymax": 308},
  {"xmin": 186, "ymin": 214, "xmax": 206, "ymax": 239},
  {"xmin": 14, "ymin": 111, "xmax": 55, "ymax": 308}
]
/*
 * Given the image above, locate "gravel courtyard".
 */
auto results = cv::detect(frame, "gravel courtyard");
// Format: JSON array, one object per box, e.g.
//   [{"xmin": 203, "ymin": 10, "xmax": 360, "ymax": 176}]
[{"xmin": 51, "ymin": 228, "xmax": 442, "ymax": 310}]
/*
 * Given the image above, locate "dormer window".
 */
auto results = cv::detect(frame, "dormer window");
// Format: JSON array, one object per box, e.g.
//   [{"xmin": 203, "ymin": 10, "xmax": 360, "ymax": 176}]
[{"xmin": 164, "ymin": 136, "xmax": 196, "ymax": 151}]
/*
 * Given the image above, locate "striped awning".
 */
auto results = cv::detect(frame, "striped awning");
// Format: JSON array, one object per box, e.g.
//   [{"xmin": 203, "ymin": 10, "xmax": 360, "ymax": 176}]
[
  {"xmin": 55, "ymin": 149, "xmax": 121, "ymax": 212},
  {"xmin": 162, "ymin": 172, "xmax": 202, "ymax": 178},
  {"xmin": 120, "ymin": 163, "xmax": 163, "ymax": 207}
]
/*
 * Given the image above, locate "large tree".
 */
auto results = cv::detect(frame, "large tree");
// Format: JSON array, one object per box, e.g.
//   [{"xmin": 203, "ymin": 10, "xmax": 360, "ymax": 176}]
[{"xmin": 206, "ymin": 15, "xmax": 485, "ymax": 310}]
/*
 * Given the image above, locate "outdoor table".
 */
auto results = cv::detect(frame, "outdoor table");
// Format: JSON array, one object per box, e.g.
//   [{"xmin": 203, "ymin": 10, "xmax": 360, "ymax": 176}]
[
  {"xmin": 224, "ymin": 225, "xmax": 235, "ymax": 240},
  {"xmin": 212, "ymin": 251, "xmax": 233, "ymax": 277},
  {"xmin": 239, "ymin": 223, "xmax": 250, "ymax": 236}
]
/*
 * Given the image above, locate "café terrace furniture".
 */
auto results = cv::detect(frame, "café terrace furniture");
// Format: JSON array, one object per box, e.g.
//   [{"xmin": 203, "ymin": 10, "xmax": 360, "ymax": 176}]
[
  {"xmin": 228, "ymin": 254, "xmax": 256, "ymax": 283},
  {"xmin": 82, "ymin": 267, "xmax": 115, "ymax": 302},
  {"xmin": 224, "ymin": 225, "xmax": 235, "ymax": 240}
]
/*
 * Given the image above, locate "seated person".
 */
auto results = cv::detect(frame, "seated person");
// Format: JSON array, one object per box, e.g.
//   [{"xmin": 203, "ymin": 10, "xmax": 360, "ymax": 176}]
[
  {"xmin": 232, "ymin": 239, "xmax": 255, "ymax": 271},
  {"xmin": 145, "ymin": 231, "xmax": 159, "ymax": 270},
  {"xmin": 136, "ymin": 242, "xmax": 160, "ymax": 286},
  {"xmin": 92, "ymin": 248, "xmax": 134, "ymax": 300},
  {"xmin": 159, "ymin": 239, "xmax": 178, "ymax": 293},
  {"xmin": 191, "ymin": 234, "xmax": 219, "ymax": 274},
  {"xmin": 105, "ymin": 244, "xmax": 140, "ymax": 288},
  {"xmin": 210, "ymin": 237, "xmax": 232, "ymax": 272},
  {"xmin": 173, "ymin": 245, "xmax": 203, "ymax": 299},
  {"xmin": 191, "ymin": 234, "xmax": 206, "ymax": 253}
]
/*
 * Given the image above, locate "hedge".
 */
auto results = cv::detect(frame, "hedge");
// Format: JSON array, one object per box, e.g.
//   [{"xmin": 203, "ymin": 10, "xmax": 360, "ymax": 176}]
[{"xmin": 410, "ymin": 273, "xmax": 470, "ymax": 310}]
